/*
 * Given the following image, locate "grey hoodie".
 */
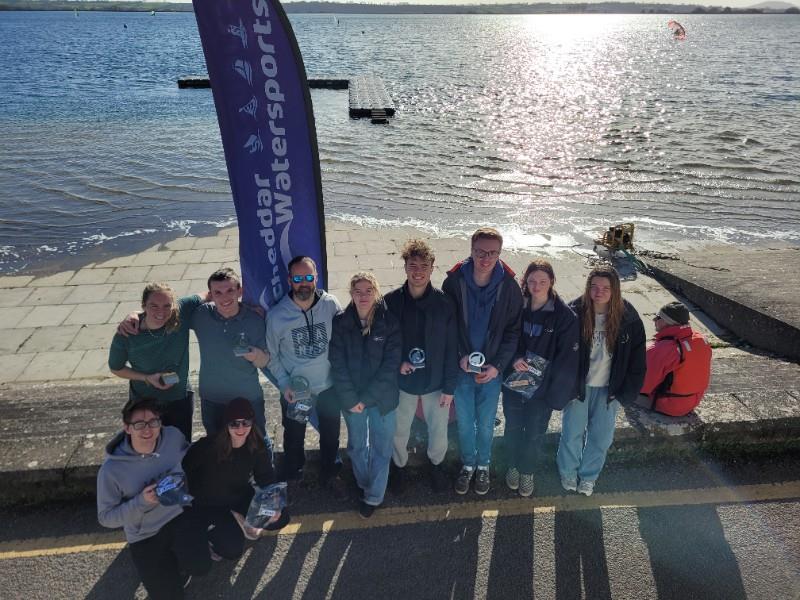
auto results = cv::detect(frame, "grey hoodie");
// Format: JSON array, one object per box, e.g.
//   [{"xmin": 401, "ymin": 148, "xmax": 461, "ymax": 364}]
[
  {"xmin": 96, "ymin": 426, "xmax": 188, "ymax": 544},
  {"xmin": 266, "ymin": 290, "xmax": 342, "ymax": 395}
]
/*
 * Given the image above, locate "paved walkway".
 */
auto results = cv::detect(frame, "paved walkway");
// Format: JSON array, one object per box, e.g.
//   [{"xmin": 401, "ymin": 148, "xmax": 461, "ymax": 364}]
[{"xmin": 0, "ymin": 221, "xmax": 733, "ymax": 385}]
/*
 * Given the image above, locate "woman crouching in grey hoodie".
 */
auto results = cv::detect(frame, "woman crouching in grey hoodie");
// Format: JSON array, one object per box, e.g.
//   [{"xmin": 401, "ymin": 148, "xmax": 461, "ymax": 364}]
[{"xmin": 96, "ymin": 398, "xmax": 210, "ymax": 599}]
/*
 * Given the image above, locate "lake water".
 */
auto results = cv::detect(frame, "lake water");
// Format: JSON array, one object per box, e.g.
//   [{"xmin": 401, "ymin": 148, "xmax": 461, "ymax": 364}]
[{"xmin": 1, "ymin": 11, "xmax": 799, "ymax": 272}]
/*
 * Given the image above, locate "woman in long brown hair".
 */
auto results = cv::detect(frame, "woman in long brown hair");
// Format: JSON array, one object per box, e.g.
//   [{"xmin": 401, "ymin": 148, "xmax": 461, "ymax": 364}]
[
  {"xmin": 556, "ymin": 265, "xmax": 645, "ymax": 496},
  {"xmin": 182, "ymin": 398, "xmax": 288, "ymax": 561}
]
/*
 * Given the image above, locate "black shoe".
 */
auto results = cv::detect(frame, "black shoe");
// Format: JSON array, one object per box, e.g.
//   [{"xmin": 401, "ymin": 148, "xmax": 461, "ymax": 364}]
[
  {"xmin": 358, "ymin": 501, "xmax": 376, "ymax": 519},
  {"xmin": 430, "ymin": 463, "xmax": 449, "ymax": 493},
  {"xmin": 455, "ymin": 467, "xmax": 474, "ymax": 495},
  {"xmin": 475, "ymin": 468, "xmax": 491, "ymax": 495},
  {"xmin": 323, "ymin": 475, "xmax": 349, "ymax": 501},
  {"xmin": 390, "ymin": 463, "xmax": 407, "ymax": 495}
]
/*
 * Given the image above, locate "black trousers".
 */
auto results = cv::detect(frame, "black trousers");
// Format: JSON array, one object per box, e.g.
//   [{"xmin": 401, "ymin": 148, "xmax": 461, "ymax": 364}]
[
  {"xmin": 502, "ymin": 391, "xmax": 553, "ymax": 474},
  {"xmin": 280, "ymin": 386, "xmax": 341, "ymax": 482},
  {"xmin": 128, "ymin": 510, "xmax": 211, "ymax": 600},
  {"xmin": 190, "ymin": 506, "xmax": 246, "ymax": 560},
  {"xmin": 158, "ymin": 391, "xmax": 194, "ymax": 441}
]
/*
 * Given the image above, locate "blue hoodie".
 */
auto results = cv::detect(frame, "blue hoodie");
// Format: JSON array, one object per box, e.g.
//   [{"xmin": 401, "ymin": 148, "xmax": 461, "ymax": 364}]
[{"xmin": 462, "ymin": 259, "xmax": 506, "ymax": 353}]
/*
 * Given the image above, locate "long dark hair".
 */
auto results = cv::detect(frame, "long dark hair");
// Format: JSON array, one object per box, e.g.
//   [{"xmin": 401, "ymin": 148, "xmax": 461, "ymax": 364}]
[
  {"xmin": 213, "ymin": 420, "xmax": 265, "ymax": 463},
  {"xmin": 580, "ymin": 266, "xmax": 623, "ymax": 352},
  {"xmin": 520, "ymin": 259, "xmax": 558, "ymax": 302}
]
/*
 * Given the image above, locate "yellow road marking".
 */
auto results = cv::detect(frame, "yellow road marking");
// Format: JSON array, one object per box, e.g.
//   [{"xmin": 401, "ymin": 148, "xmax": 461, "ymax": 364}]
[{"xmin": 2, "ymin": 480, "xmax": 798, "ymax": 561}]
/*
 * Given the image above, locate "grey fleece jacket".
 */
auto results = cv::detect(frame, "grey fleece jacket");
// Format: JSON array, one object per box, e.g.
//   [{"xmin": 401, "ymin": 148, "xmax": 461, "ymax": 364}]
[
  {"xmin": 265, "ymin": 290, "xmax": 343, "ymax": 396},
  {"xmin": 96, "ymin": 426, "xmax": 189, "ymax": 544}
]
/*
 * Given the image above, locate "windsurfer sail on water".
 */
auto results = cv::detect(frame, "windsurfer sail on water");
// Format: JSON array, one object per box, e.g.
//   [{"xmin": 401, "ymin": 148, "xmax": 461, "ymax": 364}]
[{"xmin": 668, "ymin": 20, "xmax": 686, "ymax": 40}]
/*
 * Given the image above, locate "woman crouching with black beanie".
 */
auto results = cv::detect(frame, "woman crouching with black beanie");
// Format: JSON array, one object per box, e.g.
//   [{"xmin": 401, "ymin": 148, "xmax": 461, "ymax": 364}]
[{"xmin": 182, "ymin": 398, "xmax": 290, "ymax": 561}]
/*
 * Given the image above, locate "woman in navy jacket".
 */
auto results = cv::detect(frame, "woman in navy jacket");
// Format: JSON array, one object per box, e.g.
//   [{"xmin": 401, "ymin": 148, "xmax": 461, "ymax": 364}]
[
  {"xmin": 502, "ymin": 260, "xmax": 578, "ymax": 497},
  {"xmin": 330, "ymin": 272, "xmax": 402, "ymax": 518},
  {"xmin": 556, "ymin": 265, "xmax": 646, "ymax": 497}
]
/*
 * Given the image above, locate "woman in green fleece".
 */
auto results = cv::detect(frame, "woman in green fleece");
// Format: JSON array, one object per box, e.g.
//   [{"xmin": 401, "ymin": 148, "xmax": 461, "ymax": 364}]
[{"xmin": 108, "ymin": 282, "xmax": 203, "ymax": 440}]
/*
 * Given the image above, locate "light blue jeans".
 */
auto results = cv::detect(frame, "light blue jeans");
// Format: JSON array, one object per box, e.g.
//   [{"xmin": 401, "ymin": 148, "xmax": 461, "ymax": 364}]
[
  {"xmin": 454, "ymin": 372, "xmax": 502, "ymax": 469},
  {"xmin": 344, "ymin": 406, "xmax": 397, "ymax": 506},
  {"xmin": 556, "ymin": 386, "xmax": 619, "ymax": 483}
]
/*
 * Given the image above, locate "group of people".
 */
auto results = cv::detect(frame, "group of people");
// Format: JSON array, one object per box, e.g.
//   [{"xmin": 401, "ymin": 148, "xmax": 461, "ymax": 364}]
[{"xmin": 98, "ymin": 227, "xmax": 712, "ymax": 598}]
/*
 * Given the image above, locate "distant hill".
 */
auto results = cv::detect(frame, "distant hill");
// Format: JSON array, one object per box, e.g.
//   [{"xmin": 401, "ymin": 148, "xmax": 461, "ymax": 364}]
[{"xmin": 748, "ymin": 1, "xmax": 798, "ymax": 8}]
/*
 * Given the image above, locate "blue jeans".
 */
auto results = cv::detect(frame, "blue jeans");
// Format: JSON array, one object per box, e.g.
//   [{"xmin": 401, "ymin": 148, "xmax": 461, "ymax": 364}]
[
  {"xmin": 344, "ymin": 406, "xmax": 397, "ymax": 506},
  {"xmin": 201, "ymin": 397, "xmax": 266, "ymax": 438},
  {"xmin": 454, "ymin": 372, "xmax": 502, "ymax": 469},
  {"xmin": 556, "ymin": 386, "xmax": 619, "ymax": 483}
]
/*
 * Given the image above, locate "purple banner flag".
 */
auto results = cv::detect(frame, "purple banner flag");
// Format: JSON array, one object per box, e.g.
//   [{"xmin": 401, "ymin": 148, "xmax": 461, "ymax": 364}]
[{"xmin": 192, "ymin": 0, "xmax": 326, "ymax": 308}]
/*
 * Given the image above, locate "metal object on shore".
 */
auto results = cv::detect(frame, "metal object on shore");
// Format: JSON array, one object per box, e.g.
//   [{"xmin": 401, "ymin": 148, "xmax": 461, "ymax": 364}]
[
  {"xmin": 594, "ymin": 222, "xmax": 635, "ymax": 252},
  {"xmin": 177, "ymin": 74, "xmax": 396, "ymax": 122}
]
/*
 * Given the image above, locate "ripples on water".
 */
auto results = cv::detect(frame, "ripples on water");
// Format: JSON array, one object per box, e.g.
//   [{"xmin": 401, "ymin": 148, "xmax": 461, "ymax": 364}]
[{"xmin": 1, "ymin": 12, "xmax": 799, "ymax": 271}]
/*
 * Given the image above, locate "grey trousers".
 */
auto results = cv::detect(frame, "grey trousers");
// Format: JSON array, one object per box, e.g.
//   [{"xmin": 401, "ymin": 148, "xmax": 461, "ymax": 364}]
[{"xmin": 392, "ymin": 389, "xmax": 449, "ymax": 467}]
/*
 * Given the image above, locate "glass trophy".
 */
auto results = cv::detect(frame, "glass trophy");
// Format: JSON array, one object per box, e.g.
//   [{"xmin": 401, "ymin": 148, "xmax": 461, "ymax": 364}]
[
  {"xmin": 160, "ymin": 372, "xmax": 179, "ymax": 386},
  {"xmin": 233, "ymin": 332, "xmax": 250, "ymax": 357},
  {"xmin": 408, "ymin": 347, "xmax": 426, "ymax": 370},
  {"xmin": 245, "ymin": 482, "xmax": 288, "ymax": 529},
  {"xmin": 467, "ymin": 351, "xmax": 486, "ymax": 374},
  {"xmin": 155, "ymin": 473, "xmax": 193, "ymax": 507},
  {"xmin": 287, "ymin": 375, "xmax": 313, "ymax": 423}
]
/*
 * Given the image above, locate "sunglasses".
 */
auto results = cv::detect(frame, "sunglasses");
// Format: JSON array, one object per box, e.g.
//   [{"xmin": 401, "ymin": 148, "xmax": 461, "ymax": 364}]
[
  {"xmin": 291, "ymin": 274, "xmax": 315, "ymax": 283},
  {"xmin": 228, "ymin": 418, "xmax": 253, "ymax": 429},
  {"xmin": 127, "ymin": 418, "xmax": 161, "ymax": 431}
]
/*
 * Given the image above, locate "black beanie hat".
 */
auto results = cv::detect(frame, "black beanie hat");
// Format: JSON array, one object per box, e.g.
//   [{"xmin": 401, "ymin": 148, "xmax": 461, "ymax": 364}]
[
  {"xmin": 657, "ymin": 302, "xmax": 690, "ymax": 326},
  {"xmin": 224, "ymin": 397, "xmax": 255, "ymax": 424}
]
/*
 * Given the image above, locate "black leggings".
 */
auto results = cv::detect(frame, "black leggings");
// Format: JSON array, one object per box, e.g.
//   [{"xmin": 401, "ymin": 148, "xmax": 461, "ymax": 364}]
[
  {"xmin": 191, "ymin": 506, "xmax": 247, "ymax": 560},
  {"xmin": 128, "ymin": 510, "xmax": 211, "ymax": 600},
  {"xmin": 280, "ymin": 386, "xmax": 341, "ymax": 482},
  {"xmin": 502, "ymin": 391, "xmax": 553, "ymax": 474},
  {"xmin": 158, "ymin": 391, "xmax": 194, "ymax": 441}
]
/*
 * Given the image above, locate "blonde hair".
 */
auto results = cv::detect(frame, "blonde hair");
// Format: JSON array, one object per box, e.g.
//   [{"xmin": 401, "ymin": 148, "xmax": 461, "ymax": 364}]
[
  {"xmin": 580, "ymin": 266, "xmax": 623, "ymax": 352},
  {"xmin": 349, "ymin": 271, "xmax": 382, "ymax": 336},
  {"xmin": 141, "ymin": 282, "xmax": 180, "ymax": 333}
]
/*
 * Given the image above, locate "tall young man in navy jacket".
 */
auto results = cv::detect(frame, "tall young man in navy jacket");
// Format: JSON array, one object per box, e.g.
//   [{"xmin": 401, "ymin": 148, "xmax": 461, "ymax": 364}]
[{"xmin": 443, "ymin": 228, "xmax": 523, "ymax": 495}]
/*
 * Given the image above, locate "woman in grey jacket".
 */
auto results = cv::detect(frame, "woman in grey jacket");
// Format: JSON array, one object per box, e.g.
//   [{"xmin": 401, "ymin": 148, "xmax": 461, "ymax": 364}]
[{"xmin": 96, "ymin": 398, "xmax": 210, "ymax": 599}]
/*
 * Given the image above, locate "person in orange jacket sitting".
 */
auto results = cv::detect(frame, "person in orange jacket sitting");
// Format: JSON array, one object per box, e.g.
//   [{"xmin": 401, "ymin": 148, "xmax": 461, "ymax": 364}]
[{"xmin": 639, "ymin": 302, "xmax": 712, "ymax": 416}]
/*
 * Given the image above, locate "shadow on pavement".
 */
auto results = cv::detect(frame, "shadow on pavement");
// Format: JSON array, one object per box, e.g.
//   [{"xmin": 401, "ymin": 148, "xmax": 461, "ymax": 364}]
[
  {"xmin": 637, "ymin": 504, "xmax": 747, "ymax": 600},
  {"xmin": 84, "ymin": 547, "xmax": 142, "ymax": 599},
  {"xmin": 554, "ymin": 509, "xmax": 612, "ymax": 600}
]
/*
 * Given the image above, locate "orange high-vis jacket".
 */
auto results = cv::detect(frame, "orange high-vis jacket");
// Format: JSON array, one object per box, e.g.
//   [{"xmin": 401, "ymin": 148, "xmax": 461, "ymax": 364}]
[{"xmin": 641, "ymin": 325, "xmax": 712, "ymax": 416}]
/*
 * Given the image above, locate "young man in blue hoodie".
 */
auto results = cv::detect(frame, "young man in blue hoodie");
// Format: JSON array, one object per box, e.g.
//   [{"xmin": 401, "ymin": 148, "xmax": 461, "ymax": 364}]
[
  {"xmin": 96, "ymin": 398, "xmax": 210, "ymax": 599},
  {"xmin": 442, "ymin": 228, "xmax": 523, "ymax": 495}
]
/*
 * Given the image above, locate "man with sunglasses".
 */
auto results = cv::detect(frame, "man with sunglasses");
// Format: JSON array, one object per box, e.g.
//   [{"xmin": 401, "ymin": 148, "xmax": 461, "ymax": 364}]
[
  {"xmin": 442, "ymin": 227, "xmax": 523, "ymax": 495},
  {"xmin": 97, "ymin": 398, "xmax": 210, "ymax": 599},
  {"xmin": 265, "ymin": 256, "xmax": 347, "ymax": 499}
]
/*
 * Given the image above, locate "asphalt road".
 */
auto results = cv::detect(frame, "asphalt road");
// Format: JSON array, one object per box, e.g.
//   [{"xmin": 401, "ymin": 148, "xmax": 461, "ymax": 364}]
[{"xmin": 2, "ymin": 454, "xmax": 799, "ymax": 600}]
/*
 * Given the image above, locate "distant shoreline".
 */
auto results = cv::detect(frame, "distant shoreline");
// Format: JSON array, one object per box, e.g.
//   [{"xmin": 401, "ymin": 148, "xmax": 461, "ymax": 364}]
[{"xmin": 1, "ymin": 1, "xmax": 798, "ymax": 16}]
